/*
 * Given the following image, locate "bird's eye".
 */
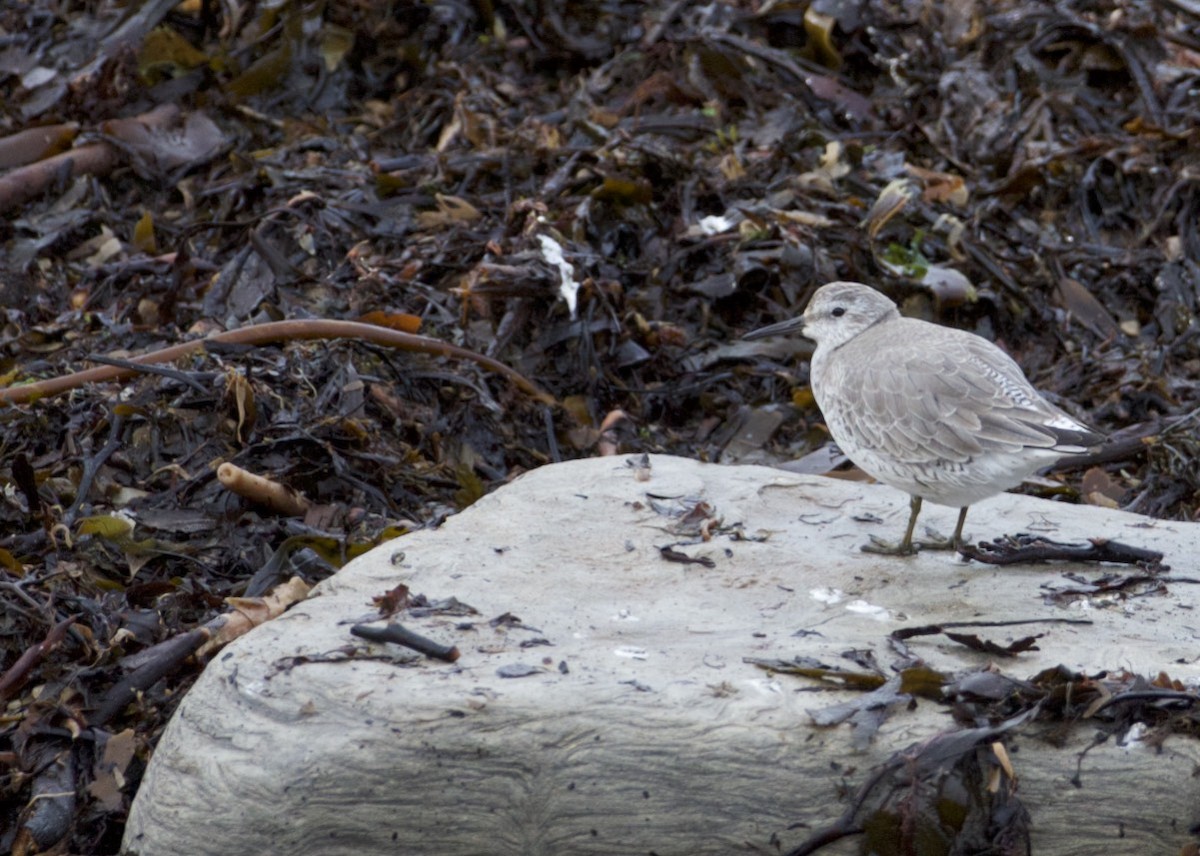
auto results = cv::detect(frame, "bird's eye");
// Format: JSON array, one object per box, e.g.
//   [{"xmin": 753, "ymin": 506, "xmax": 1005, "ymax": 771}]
[{"xmin": 831, "ymin": 306, "xmax": 846, "ymax": 317}]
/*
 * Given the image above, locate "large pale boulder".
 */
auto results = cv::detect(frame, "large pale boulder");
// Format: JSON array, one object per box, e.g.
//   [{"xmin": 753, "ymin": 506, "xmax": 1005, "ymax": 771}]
[{"xmin": 122, "ymin": 455, "xmax": 1200, "ymax": 855}]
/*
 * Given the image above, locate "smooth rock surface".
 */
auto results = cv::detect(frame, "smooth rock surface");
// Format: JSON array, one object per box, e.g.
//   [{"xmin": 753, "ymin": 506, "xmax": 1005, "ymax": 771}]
[{"xmin": 123, "ymin": 455, "xmax": 1200, "ymax": 855}]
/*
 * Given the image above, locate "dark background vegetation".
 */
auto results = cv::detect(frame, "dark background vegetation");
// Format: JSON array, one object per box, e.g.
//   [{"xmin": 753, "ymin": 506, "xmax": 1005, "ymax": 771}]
[{"xmin": 0, "ymin": 0, "xmax": 1196, "ymax": 851}]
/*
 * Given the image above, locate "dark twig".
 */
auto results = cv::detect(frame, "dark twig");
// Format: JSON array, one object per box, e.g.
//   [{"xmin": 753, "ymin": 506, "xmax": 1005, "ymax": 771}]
[
  {"xmin": 351, "ymin": 622, "xmax": 461, "ymax": 662},
  {"xmin": 892, "ymin": 614, "xmax": 1099, "ymax": 643},
  {"xmin": 84, "ymin": 353, "xmax": 213, "ymax": 394},
  {"xmin": 0, "ymin": 616, "xmax": 75, "ymax": 702},
  {"xmin": 89, "ymin": 628, "xmax": 209, "ymax": 727},
  {"xmin": 641, "ymin": 0, "xmax": 690, "ymax": 47},
  {"xmin": 959, "ymin": 535, "xmax": 1166, "ymax": 570},
  {"xmin": 891, "ymin": 617, "xmax": 1094, "ymax": 640},
  {"xmin": 658, "ymin": 545, "xmax": 716, "ymax": 567},
  {"xmin": 64, "ymin": 409, "xmax": 126, "ymax": 525},
  {"xmin": 1092, "ymin": 689, "xmax": 1200, "ymax": 714}
]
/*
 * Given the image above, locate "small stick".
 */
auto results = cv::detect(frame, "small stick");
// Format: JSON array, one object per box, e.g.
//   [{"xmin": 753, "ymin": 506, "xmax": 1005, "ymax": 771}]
[
  {"xmin": 84, "ymin": 353, "xmax": 212, "ymax": 394},
  {"xmin": 351, "ymin": 622, "xmax": 460, "ymax": 662},
  {"xmin": 891, "ymin": 617, "xmax": 1093, "ymax": 640},
  {"xmin": 90, "ymin": 577, "xmax": 310, "ymax": 725},
  {"xmin": 90, "ymin": 629, "xmax": 210, "ymax": 727},
  {"xmin": 217, "ymin": 462, "xmax": 311, "ymax": 516},
  {"xmin": 65, "ymin": 409, "xmax": 126, "ymax": 525},
  {"xmin": 0, "ymin": 616, "xmax": 75, "ymax": 702}
]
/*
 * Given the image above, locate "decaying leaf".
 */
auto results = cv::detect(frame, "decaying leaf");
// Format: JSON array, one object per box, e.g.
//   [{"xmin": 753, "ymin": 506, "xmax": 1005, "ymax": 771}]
[
  {"xmin": 415, "ymin": 194, "xmax": 482, "ymax": 228},
  {"xmin": 196, "ymin": 576, "xmax": 312, "ymax": 657}
]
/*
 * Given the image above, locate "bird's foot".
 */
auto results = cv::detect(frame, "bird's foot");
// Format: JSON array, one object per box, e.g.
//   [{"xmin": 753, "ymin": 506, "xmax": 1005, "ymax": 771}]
[
  {"xmin": 861, "ymin": 535, "xmax": 920, "ymax": 556},
  {"xmin": 861, "ymin": 529, "xmax": 969, "ymax": 556},
  {"xmin": 915, "ymin": 527, "xmax": 967, "ymax": 552}
]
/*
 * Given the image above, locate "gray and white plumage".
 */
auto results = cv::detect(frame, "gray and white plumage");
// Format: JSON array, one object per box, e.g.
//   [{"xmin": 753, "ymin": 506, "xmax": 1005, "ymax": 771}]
[{"xmin": 747, "ymin": 281, "xmax": 1103, "ymax": 553}]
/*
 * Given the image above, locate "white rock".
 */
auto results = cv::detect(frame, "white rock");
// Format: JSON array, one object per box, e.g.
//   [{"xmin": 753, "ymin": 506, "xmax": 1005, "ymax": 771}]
[{"xmin": 123, "ymin": 455, "xmax": 1200, "ymax": 855}]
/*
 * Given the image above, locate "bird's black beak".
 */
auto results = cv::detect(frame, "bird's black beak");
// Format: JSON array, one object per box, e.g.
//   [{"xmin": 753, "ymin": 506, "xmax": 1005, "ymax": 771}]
[{"xmin": 742, "ymin": 315, "xmax": 807, "ymax": 340}]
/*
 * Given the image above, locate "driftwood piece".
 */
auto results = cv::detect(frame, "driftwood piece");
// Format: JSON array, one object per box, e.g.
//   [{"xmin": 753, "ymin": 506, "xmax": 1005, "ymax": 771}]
[{"xmin": 123, "ymin": 456, "xmax": 1200, "ymax": 855}]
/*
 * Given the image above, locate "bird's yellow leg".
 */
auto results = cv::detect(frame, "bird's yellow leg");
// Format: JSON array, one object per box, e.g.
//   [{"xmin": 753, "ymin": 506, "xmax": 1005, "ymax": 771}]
[
  {"xmin": 862, "ymin": 495, "xmax": 923, "ymax": 556},
  {"xmin": 914, "ymin": 506, "xmax": 971, "ymax": 551},
  {"xmin": 951, "ymin": 506, "xmax": 970, "ymax": 549}
]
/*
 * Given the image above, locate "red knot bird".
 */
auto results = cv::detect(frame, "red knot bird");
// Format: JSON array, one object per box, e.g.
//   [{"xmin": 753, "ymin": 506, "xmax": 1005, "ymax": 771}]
[{"xmin": 746, "ymin": 281, "xmax": 1104, "ymax": 555}]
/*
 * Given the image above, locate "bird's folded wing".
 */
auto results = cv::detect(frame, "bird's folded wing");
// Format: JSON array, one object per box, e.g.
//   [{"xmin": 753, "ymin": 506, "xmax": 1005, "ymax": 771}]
[{"xmin": 846, "ymin": 348, "xmax": 1069, "ymax": 465}]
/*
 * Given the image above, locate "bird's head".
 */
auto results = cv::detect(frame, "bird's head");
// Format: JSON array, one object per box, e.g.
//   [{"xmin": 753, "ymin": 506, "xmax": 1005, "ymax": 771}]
[{"xmin": 744, "ymin": 281, "xmax": 900, "ymax": 350}]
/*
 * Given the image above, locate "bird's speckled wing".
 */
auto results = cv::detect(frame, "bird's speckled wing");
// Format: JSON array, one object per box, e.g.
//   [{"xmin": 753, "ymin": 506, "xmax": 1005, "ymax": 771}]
[{"xmin": 816, "ymin": 319, "xmax": 1090, "ymax": 468}]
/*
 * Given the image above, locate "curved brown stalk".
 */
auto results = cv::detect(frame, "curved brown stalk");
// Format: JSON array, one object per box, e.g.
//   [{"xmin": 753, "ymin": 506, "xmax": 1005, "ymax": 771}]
[{"xmin": 0, "ymin": 319, "xmax": 556, "ymax": 406}]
